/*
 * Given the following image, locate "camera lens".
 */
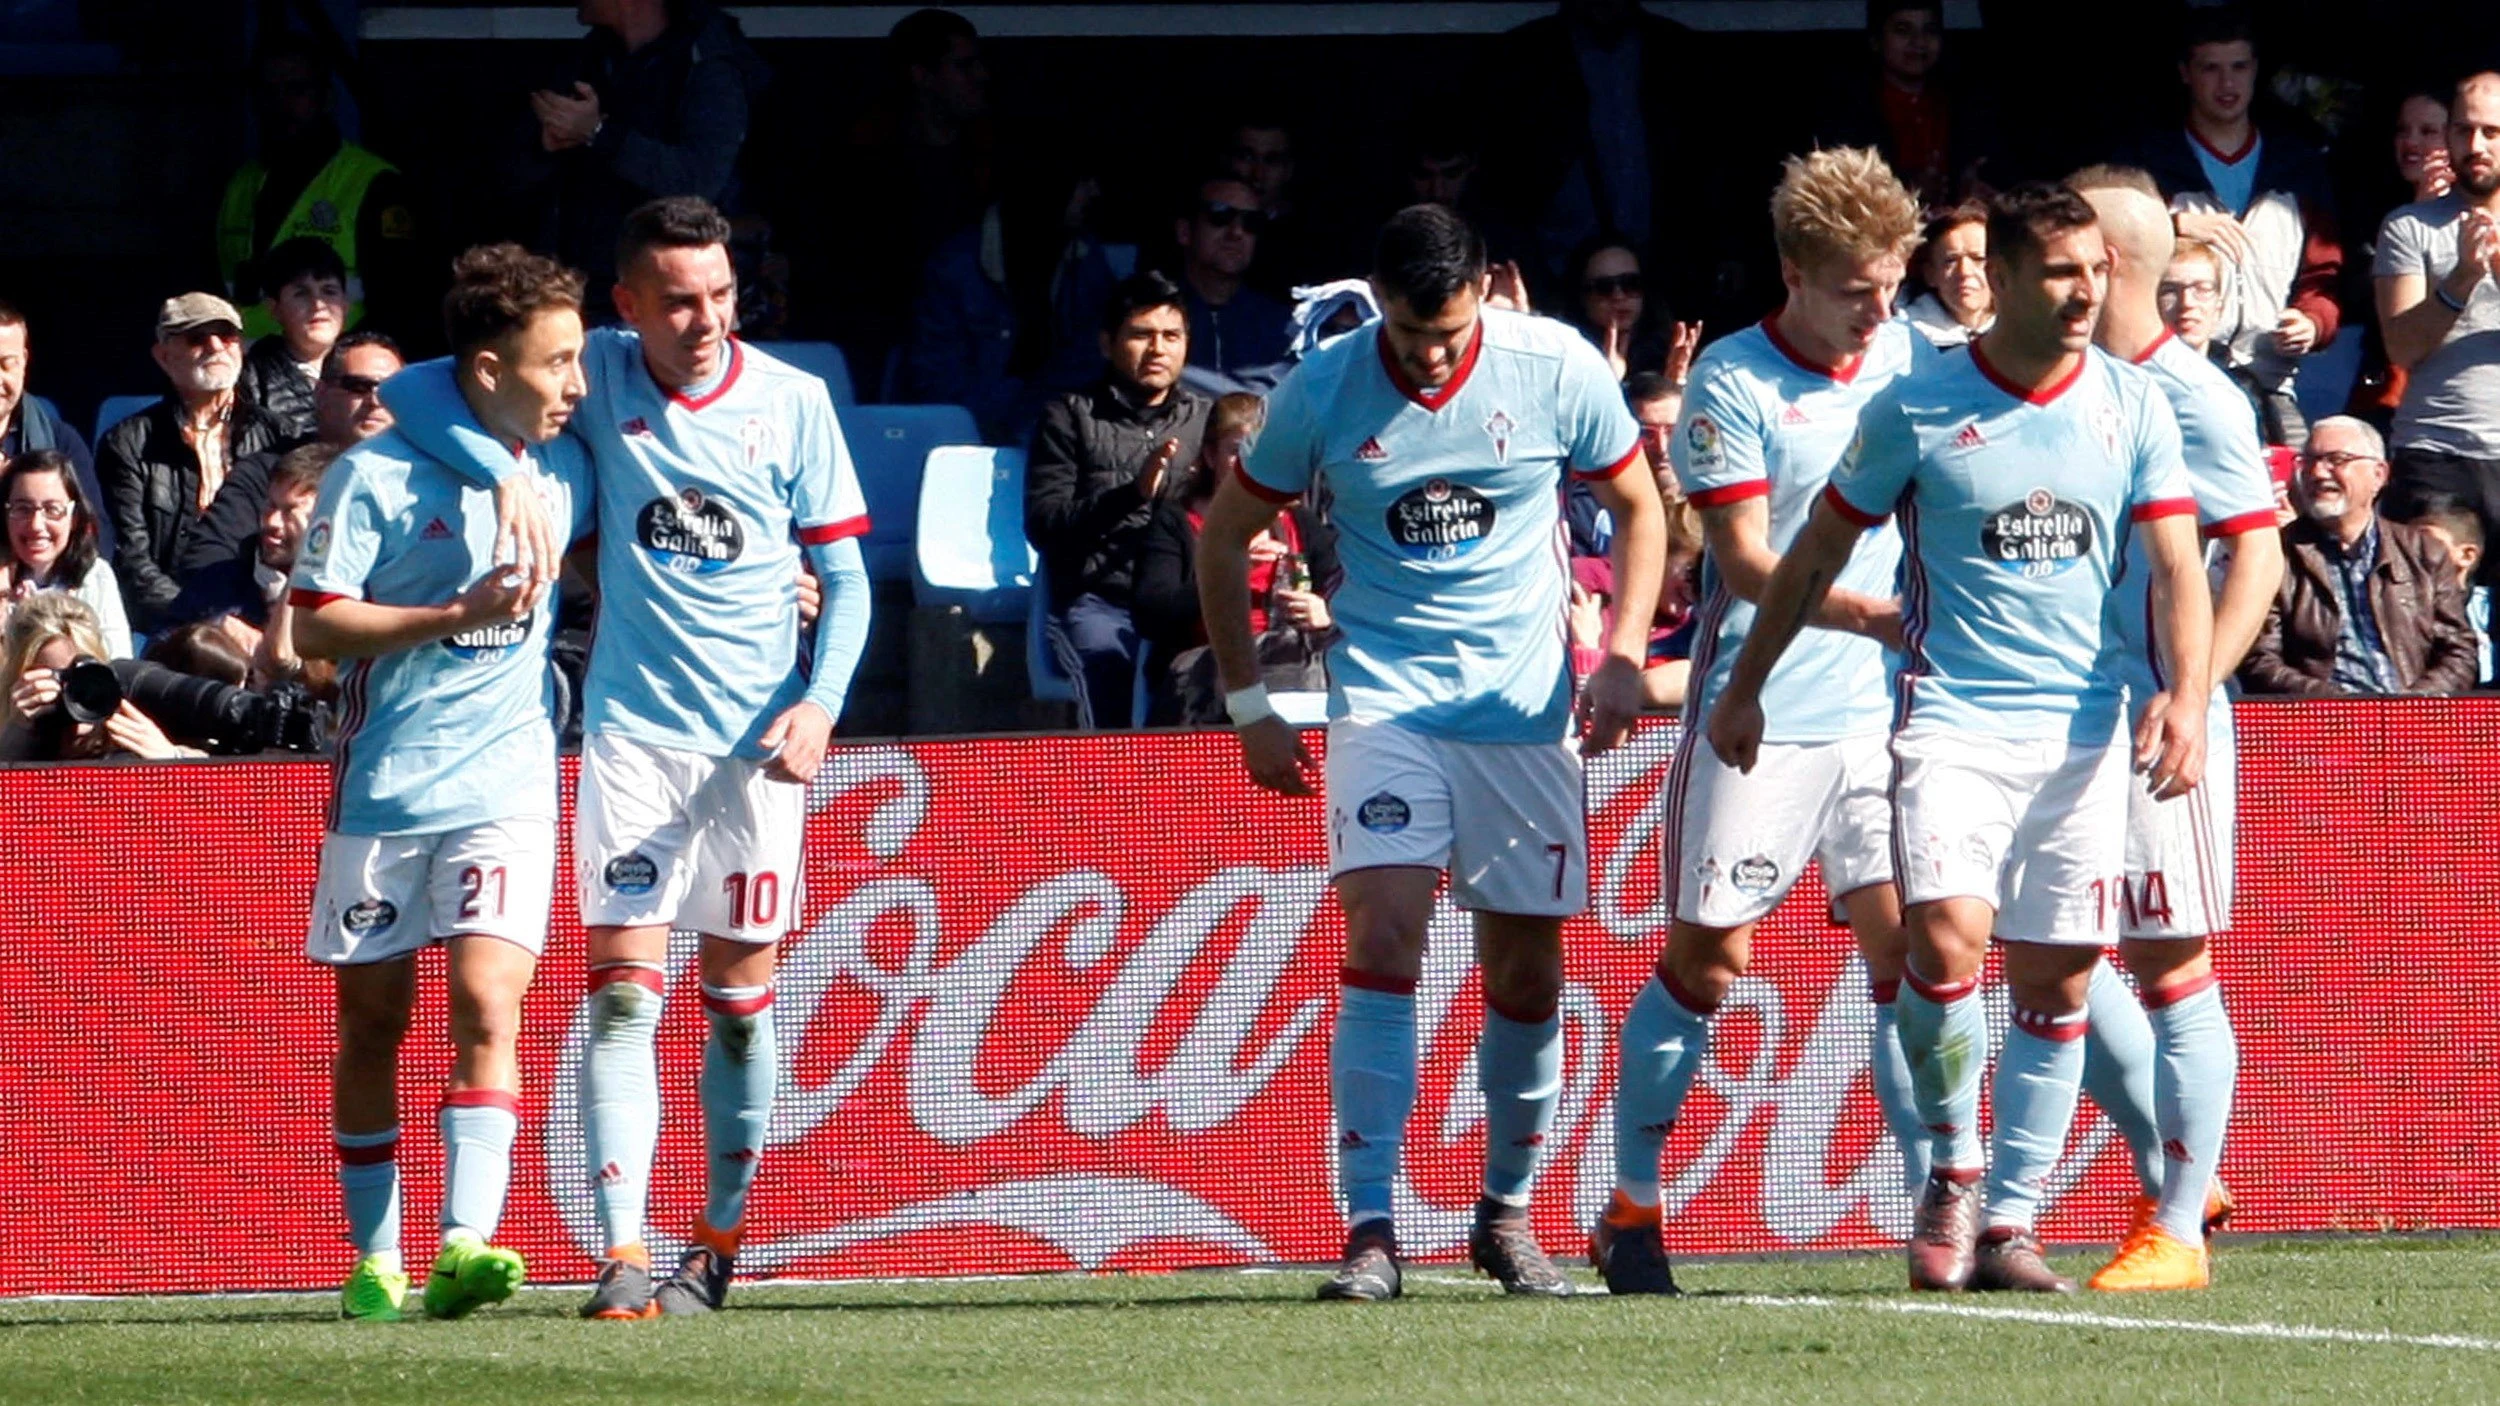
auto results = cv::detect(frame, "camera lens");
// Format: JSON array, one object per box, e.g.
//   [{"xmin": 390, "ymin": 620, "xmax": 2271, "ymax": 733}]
[{"xmin": 58, "ymin": 656, "xmax": 123, "ymax": 725}]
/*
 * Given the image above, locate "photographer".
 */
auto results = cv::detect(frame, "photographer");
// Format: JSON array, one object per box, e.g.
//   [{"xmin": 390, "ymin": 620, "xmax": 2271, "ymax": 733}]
[{"xmin": 3, "ymin": 594, "xmax": 200, "ymax": 760}]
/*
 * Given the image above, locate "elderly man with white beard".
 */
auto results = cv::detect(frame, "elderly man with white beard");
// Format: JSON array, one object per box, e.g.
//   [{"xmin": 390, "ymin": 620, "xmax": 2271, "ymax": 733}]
[{"xmin": 96, "ymin": 292, "xmax": 289, "ymax": 631}]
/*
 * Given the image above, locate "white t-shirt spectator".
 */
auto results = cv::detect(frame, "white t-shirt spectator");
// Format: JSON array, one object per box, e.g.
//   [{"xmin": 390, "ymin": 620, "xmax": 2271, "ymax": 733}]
[{"xmin": 2376, "ymin": 193, "xmax": 2500, "ymax": 459}]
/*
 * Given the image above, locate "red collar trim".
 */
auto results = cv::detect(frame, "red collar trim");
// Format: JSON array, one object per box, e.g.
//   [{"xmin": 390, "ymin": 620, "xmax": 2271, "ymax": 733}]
[
  {"xmin": 1969, "ymin": 340, "xmax": 2086, "ymax": 406},
  {"xmin": 2187, "ymin": 124, "xmax": 2257, "ymax": 165},
  {"xmin": 1762, "ymin": 313, "xmax": 1862, "ymax": 384},
  {"xmin": 1376, "ymin": 319, "xmax": 1483, "ymax": 411},
  {"xmin": 2128, "ymin": 327, "xmax": 2176, "ymax": 366},
  {"xmin": 662, "ymin": 338, "xmax": 744, "ymax": 411}
]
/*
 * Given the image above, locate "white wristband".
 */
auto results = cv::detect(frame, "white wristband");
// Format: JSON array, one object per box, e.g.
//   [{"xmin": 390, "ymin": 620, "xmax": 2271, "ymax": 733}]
[{"xmin": 1224, "ymin": 683, "xmax": 1275, "ymax": 726}]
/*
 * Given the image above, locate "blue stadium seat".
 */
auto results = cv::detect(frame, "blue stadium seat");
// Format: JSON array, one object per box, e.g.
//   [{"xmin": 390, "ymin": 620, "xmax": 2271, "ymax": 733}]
[
  {"xmin": 760, "ymin": 340, "xmax": 855, "ymax": 406},
  {"xmin": 915, "ymin": 444, "xmax": 1034, "ymax": 624},
  {"xmin": 93, "ymin": 394, "xmax": 156, "ymax": 445},
  {"xmin": 839, "ymin": 404, "xmax": 979, "ymax": 582}
]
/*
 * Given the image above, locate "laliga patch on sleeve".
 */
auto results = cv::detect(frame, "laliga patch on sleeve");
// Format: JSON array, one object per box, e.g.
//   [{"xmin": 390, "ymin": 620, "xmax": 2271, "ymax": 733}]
[{"xmin": 301, "ymin": 517, "xmax": 334, "ymax": 567}]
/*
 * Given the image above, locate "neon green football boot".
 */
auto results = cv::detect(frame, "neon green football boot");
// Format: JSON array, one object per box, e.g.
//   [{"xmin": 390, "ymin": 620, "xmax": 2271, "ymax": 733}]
[
  {"xmin": 340, "ymin": 1254, "xmax": 410, "ymax": 1322},
  {"xmin": 422, "ymin": 1231, "xmax": 528, "ymax": 1319}
]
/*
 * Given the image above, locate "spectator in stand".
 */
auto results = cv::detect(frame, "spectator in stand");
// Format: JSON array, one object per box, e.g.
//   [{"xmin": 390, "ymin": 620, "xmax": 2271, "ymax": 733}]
[
  {"xmin": 1225, "ymin": 114, "xmax": 1338, "ymax": 295},
  {"xmin": 2240, "ymin": 416, "xmax": 2478, "ymax": 697},
  {"xmin": 98, "ymin": 295, "xmax": 286, "ymax": 632},
  {"xmin": 0, "ymin": 302, "xmax": 107, "ymax": 557},
  {"xmin": 2159, "ymin": 236, "xmax": 2229, "ymax": 354},
  {"xmin": 1569, "ymin": 368, "xmax": 1693, "ymax": 558},
  {"xmin": 2377, "ymin": 72, "xmax": 2500, "ymax": 584},
  {"xmin": 827, "ymin": 8, "xmax": 994, "ymax": 373},
  {"xmin": 1396, "ymin": 125, "xmax": 1530, "ymax": 267},
  {"xmin": 0, "ymin": 594, "xmax": 201, "ymax": 760},
  {"xmin": 2125, "ymin": 8, "xmax": 2344, "ymax": 448},
  {"xmin": 1566, "ymin": 234, "xmax": 1664, "ymax": 382},
  {"xmin": 238, "ymin": 237, "xmax": 349, "ymax": 441},
  {"xmin": 1901, "ymin": 200, "xmax": 1993, "ymax": 348},
  {"xmin": 143, "ymin": 619, "xmax": 252, "ymax": 687},
  {"xmin": 1025, "ymin": 273, "xmax": 1212, "ymax": 729},
  {"xmin": 2400, "ymin": 494, "xmax": 2492, "ymax": 685},
  {"xmin": 522, "ymin": 0, "xmax": 769, "ymax": 299},
  {"xmin": 312, "ymin": 331, "xmax": 406, "ymax": 449},
  {"xmin": 2346, "ymin": 88, "xmax": 2453, "ymax": 428},
  {"xmin": 1174, "ymin": 177, "xmax": 1293, "ymax": 382},
  {"xmin": 903, "ymin": 164, "xmax": 1118, "ymax": 445},
  {"xmin": 219, "ymin": 33, "xmax": 423, "ymax": 346},
  {"xmin": 2, "ymin": 450, "xmax": 130, "ymax": 657},
  {"xmin": 1812, "ymin": 1, "xmax": 1999, "ymax": 206},
  {"xmin": 1133, "ymin": 393, "xmax": 1335, "ymax": 723},
  {"xmin": 169, "ymin": 443, "xmax": 332, "ymax": 686},
  {"xmin": 1569, "ymin": 494, "xmax": 1702, "ymax": 711}
]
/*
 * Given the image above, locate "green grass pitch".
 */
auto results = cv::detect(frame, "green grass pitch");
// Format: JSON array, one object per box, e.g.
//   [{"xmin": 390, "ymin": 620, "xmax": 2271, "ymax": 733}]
[{"xmin": 7, "ymin": 1237, "xmax": 2500, "ymax": 1404}]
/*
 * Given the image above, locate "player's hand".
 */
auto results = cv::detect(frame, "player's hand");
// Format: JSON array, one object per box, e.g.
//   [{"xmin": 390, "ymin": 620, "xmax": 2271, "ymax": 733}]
[
  {"xmin": 491, "ymin": 477, "xmax": 558, "ymax": 613},
  {"xmin": 761, "ymin": 699, "xmax": 834, "ymax": 784},
  {"xmin": 532, "ymin": 83, "xmax": 602, "ymax": 150},
  {"xmin": 2271, "ymin": 307, "xmax": 2319, "ymax": 357},
  {"xmin": 1237, "ymin": 714, "xmax": 1316, "ymax": 795},
  {"xmin": 1664, "ymin": 320, "xmax": 1704, "ymax": 388},
  {"xmin": 10, "ymin": 665, "xmax": 60, "ymax": 721},
  {"xmin": 2133, "ymin": 690, "xmax": 2207, "ymax": 801},
  {"xmin": 1136, "ymin": 437, "xmax": 1179, "ymax": 500},
  {"xmin": 454, "ymin": 564, "xmax": 533, "ymax": 627},
  {"xmin": 1705, "ymin": 688, "xmax": 1765, "ymax": 774},
  {"xmin": 1600, "ymin": 322, "xmax": 1630, "ymax": 382},
  {"xmin": 1484, "ymin": 260, "xmax": 1531, "ymax": 314},
  {"xmin": 1277, "ymin": 587, "xmax": 1331, "ymax": 631},
  {"xmin": 2174, "ymin": 209, "xmax": 2252, "ymax": 266},
  {"xmin": 1578, "ymin": 652, "xmax": 1644, "ymax": 757},
  {"xmin": 103, "ymin": 701, "xmax": 184, "ymax": 761},
  {"xmin": 795, "ymin": 561, "xmax": 822, "ymax": 626}
]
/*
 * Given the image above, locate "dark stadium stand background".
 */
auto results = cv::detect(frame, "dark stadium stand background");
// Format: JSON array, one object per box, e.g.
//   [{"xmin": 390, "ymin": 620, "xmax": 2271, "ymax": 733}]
[{"xmin": 6, "ymin": 1, "xmax": 2489, "ymax": 433}]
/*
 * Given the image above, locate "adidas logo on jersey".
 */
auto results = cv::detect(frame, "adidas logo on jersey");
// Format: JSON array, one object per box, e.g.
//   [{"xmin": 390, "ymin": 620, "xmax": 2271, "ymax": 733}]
[
  {"xmin": 420, "ymin": 517, "xmax": 455, "ymax": 541},
  {"xmin": 1780, "ymin": 404, "xmax": 1809, "ymax": 425},
  {"xmin": 1953, "ymin": 422, "xmax": 1987, "ymax": 450},
  {"xmin": 1354, "ymin": 436, "xmax": 1389, "ymax": 462}
]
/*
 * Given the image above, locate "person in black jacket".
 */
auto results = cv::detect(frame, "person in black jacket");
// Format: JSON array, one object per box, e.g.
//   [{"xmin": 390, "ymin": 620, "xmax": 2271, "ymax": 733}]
[
  {"xmin": 1133, "ymin": 392, "xmax": 1336, "ymax": 723},
  {"xmin": 236, "ymin": 237, "xmax": 349, "ymax": 442},
  {"xmin": 97, "ymin": 294, "xmax": 287, "ymax": 632},
  {"xmin": 1024, "ymin": 272, "xmax": 1211, "ymax": 728}
]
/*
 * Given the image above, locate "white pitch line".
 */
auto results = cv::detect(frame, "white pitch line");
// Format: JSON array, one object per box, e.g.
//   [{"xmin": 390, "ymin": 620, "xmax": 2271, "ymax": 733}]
[{"xmin": 1718, "ymin": 1293, "xmax": 2500, "ymax": 1353}]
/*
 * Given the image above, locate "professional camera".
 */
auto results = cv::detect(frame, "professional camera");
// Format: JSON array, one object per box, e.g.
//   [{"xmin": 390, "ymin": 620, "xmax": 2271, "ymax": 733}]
[{"xmin": 39, "ymin": 655, "xmax": 325, "ymax": 756}]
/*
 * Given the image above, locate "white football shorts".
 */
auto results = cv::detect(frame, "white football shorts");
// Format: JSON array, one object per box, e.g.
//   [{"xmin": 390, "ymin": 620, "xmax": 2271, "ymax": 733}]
[
  {"xmin": 306, "ymin": 816, "xmax": 556, "ymax": 966},
  {"xmin": 1889, "ymin": 722, "xmax": 2130, "ymax": 947},
  {"xmin": 1664, "ymin": 729, "xmax": 1895, "ymax": 929},
  {"xmin": 1325, "ymin": 718, "xmax": 1587, "ymax": 917},
  {"xmin": 2121, "ymin": 690, "xmax": 2237, "ymax": 939},
  {"xmin": 575, "ymin": 732, "xmax": 806, "ymax": 943}
]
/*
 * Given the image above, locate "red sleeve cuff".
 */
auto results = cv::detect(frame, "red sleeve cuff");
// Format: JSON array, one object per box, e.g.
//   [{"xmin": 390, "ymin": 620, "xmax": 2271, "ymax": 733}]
[
  {"xmin": 288, "ymin": 589, "xmax": 349, "ymax": 609},
  {"xmin": 798, "ymin": 514, "xmax": 870, "ymax": 545},
  {"xmin": 1688, "ymin": 478, "xmax": 1770, "ymax": 509},
  {"xmin": 1570, "ymin": 443, "xmax": 1643, "ymax": 482},
  {"xmin": 1820, "ymin": 482, "xmax": 1886, "ymax": 527},
  {"xmin": 1233, "ymin": 459, "xmax": 1298, "ymax": 504},
  {"xmin": 2131, "ymin": 497, "xmax": 2198, "ymax": 523},
  {"xmin": 2202, "ymin": 509, "xmax": 2278, "ymax": 539}
]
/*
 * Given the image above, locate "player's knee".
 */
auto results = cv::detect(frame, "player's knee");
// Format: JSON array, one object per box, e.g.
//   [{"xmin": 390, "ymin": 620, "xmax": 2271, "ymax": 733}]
[
  {"xmin": 706, "ymin": 1007, "xmax": 762, "ymax": 1063},
  {"xmin": 447, "ymin": 993, "xmax": 523, "ymax": 1055},
  {"xmin": 1665, "ymin": 925, "xmax": 1746, "ymax": 995},
  {"xmin": 337, "ymin": 1004, "xmax": 411, "ymax": 1060},
  {"xmin": 587, "ymin": 977, "xmax": 661, "ymax": 1039}
]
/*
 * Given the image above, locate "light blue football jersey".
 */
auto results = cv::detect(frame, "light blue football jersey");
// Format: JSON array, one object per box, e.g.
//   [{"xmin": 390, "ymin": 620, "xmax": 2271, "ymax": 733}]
[
  {"xmin": 2107, "ymin": 331, "xmax": 2278, "ymax": 700},
  {"xmin": 292, "ymin": 425, "xmax": 595, "ymax": 836},
  {"xmin": 1673, "ymin": 317, "xmax": 1928, "ymax": 742},
  {"xmin": 385, "ymin": 331, "xmax": 871, "ymax": 758},
  {"xmin": 1241, "ymin": 308, "xmax": 1641, "ymax": 743},
  {"xmin": 1827, "ymin": 343, "xmax": 2194, "ymax": 742}
]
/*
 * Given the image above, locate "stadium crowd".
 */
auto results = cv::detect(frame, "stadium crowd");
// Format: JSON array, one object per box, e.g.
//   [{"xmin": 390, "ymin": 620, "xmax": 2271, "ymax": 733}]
[{"xmin": 4, "ymin": 0, "xmax": 2499, "ymax": 754}]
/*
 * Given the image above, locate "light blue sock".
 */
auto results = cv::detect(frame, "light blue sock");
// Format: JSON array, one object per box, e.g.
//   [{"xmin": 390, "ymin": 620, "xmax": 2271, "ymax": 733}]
[
  {"xmin": 438, "ymin": 1093, "xmax": 519, "ymax": 1242},
  {"xmin": 1611, "ymin": 973, "xmax": 1714, "ymax": 1204},
  {"xmin": 1895, "ymin": 971, "xmax": 1986, "ymax": 1175},
  {"xmin": 700, "ymin": 983, "xmax": 778, "ymax": 1236},
  {"xmin": 2080, "ymin": 959, "xmax": 2163, "ymax": 1197},
  {"xmin": 1478, "ymin": 1004, "xmax": 1562, "ymax": 1206},
  {"xmin": 335, "ymin": 1127, "xmax": 401, "ymax": 1269},
  {"xmin": 581, "ymin": 965, "xmax": 665, "ymax": 1255},
  {"xmin": 1333, "ymin": 975, "xmax": 1417, "ymax": 1228},
  {"xmin": 2149, "ymin": 977, "xmax": 2238, "ymax": 1243},
  {"xmin": 1985, "ymin": 1006, "xmax": 2089, "ymax": 1230},
  {"xmin": 1868, "ymin": 985, "xmax": 1933, "ymax": 1194}
]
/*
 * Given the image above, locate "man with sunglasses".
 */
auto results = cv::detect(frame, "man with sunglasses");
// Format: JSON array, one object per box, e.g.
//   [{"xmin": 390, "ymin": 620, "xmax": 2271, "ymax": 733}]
[
  {"xmin": 1175, "ymin": 177, "xmax": 1291, "ymax": 380},
  {"xmin": 96, "ymin": 292, "xmax": 288, "ymax": 631},
  {"xmin": 315, "ymin": 333, "xmax": 410, "ymax": 449}
]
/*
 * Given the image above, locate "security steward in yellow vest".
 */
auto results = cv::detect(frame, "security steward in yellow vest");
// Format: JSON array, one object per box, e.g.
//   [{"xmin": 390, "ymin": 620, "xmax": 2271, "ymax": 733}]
[{"xmin": 216, "ymin": 36, "xmax": 422, "ymax": 344}]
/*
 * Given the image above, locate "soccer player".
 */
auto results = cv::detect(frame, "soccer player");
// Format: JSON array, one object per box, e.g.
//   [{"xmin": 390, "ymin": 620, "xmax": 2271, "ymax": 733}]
[
  {"xmin": 1595, "ymin": 147, "xmax": 1931, "ymax": 1297},
  {"xmin": 1198, "ymin": 204, "xmax": 1666, "ymax": 1301},
  {"xmin": 382, "ymin": 197, "xmax": 874, "ymax": 1319},
  {"xmin": 2070, "ymin": 166, "xmax": 2283, "ymax": 1290},
  {"xmin": 293, "ymin": 243, "xmax": 596, "ymax": 1322},
  {"xmin": 1708, "ymin": 183, "xmax": 2215, "ymax": 1294}
]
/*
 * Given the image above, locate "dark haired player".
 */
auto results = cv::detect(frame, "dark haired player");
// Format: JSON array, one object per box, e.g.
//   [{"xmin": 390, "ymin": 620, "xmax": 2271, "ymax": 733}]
[{"xmin": 1197, "ymin": 204, "xmax": 1666, "ymax": 1300}]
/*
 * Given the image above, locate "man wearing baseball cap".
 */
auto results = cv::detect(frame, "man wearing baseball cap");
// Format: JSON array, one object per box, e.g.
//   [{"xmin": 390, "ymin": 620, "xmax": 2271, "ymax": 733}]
[{"xmin": 96, "ymin": 292, "xmax": 287, "ymax": 631}]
